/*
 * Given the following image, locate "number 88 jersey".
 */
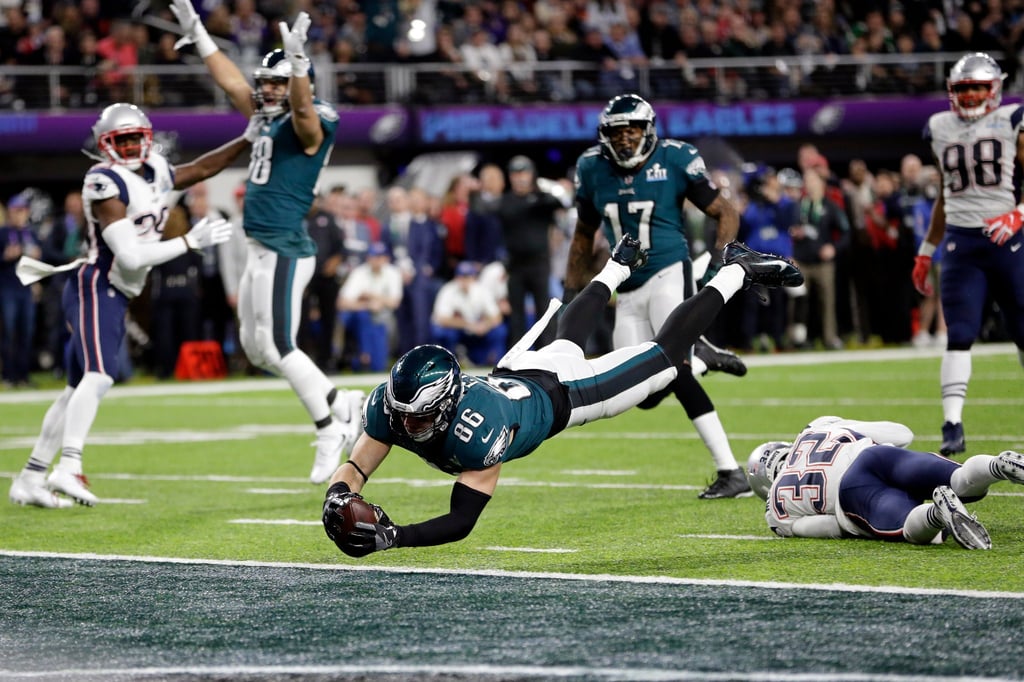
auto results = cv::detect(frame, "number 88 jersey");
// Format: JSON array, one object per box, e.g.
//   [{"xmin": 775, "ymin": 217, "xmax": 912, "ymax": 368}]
[{"xmin": 925, "ymin": 104, "xmax": 1024, "ymax": 228}]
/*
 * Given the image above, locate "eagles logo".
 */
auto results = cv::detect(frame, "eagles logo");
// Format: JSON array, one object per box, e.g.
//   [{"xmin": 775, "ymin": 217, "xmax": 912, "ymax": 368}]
[{"xmin": 482, "ymin": 427, "xmax": 512, "ymax": 467}]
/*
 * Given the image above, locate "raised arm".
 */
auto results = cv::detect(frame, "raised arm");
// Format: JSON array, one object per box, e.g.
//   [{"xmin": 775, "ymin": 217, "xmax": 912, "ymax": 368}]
[{"xmin": 279, "ymin": 13, "xmax": 323, "ymax": 153}]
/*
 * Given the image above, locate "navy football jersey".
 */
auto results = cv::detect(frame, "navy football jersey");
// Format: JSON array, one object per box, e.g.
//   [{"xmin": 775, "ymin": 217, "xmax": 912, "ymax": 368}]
[
  {"xmin": 574, "ymin": 140, "xmax": 712, "ymax": 292},
  {"xmin": 363, "ymin": 373, "xmax": 557, "ymax": 474}
]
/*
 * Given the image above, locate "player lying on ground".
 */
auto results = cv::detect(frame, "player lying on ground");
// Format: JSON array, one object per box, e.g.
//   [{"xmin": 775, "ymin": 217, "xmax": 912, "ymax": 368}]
[
  {"xmin": 321, "ymin": 236, "xmax": 804, "ymax": 557},
  {"xmin": 746, "ymin": 415, "xmax": 1024, "ymax": 550}
]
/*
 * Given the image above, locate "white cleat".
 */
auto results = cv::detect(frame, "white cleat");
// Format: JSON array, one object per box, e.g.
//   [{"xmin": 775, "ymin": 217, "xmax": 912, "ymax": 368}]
[
  {"xmin": 46, "ymin": 469, "xmax": 99, "ymax": 507},
  {"xmin": 994, "ymin": 450, "xmax": 1024, "ymax": 484},
  {"xmin": 331, "ymin": 390, "xmax": 365, "ymax": 430},
  {"xmin": 10, "ymin": 473, "xmax": 73, "ymax": 509},
  {"xmin": 932, "ymin": 486, "xmax": 991, "ymax": 550},
  {"xmin": 310, "ymin": 422, "xmax": 345, "ymax": 484}
]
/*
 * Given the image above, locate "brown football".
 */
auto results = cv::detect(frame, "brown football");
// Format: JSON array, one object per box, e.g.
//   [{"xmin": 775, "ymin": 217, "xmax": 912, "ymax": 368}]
[{"xmin": 337, "ymin": 496, "xmax": 380, "ymax": 534}]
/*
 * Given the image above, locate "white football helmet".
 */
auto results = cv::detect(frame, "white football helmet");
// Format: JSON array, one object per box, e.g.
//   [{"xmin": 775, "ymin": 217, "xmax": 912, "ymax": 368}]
[
  {"xmin": 745, "ymin": 441, "xmax": 792, "ymax": 500},
  {"xmin": 92, "ymin": 103, "xmax": 153, "ymax": 171},
  {"xmin": 947, "ymin": 52, "xmax": 1005, "ymax": 121}
]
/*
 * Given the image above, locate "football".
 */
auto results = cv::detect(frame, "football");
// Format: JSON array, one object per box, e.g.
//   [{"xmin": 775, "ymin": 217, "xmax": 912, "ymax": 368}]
[{"xmin": 336, "ymin": 496, "xmax": 380, "ymax": 535}]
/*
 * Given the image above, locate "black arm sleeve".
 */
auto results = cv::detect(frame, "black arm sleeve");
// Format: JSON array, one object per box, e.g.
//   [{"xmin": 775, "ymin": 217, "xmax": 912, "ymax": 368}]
[
  {"xmin": 684, "ymin": 178, "xmax": 720, "ymax": 212},
  {"xmin": 396, "ymin": 481, "xmax": 492, "ymax": 547}
]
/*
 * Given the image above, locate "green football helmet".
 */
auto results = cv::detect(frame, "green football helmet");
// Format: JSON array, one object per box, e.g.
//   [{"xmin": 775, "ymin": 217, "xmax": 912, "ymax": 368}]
[
  {"xmin": 598, "ymin": 94, "xmax": 658, "ymax": 169},
  {"xmin": 385, "ymin": 345, "xmax": 463, "ymax": 443}
]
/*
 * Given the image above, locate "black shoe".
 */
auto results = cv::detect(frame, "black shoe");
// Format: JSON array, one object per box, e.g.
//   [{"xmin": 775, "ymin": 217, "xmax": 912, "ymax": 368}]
[
  {"xmin": 610, "ymin": 234, "xmax": 649, "ymax": 272},
  {"xmin": 723, "ymin": 241, "xmax": 804, "ymax": 289},
  {"xmin": 694, "ymin": 335, "xmax": 747, "ymax": 377},
  {"xmin": 698, "ymin": 468, "xmax": 753, "ymax": 499},
  {"xmin": 940, "ymin": 421, "xmax": 965, "ymax": 456}
]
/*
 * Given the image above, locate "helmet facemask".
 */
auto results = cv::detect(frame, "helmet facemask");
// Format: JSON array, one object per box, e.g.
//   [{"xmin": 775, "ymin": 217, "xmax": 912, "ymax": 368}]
[
  {"xmin": 745, "ymin": 441, "xmax": 792, "ymax": 500},
  {"xmin": 252, "ymin": 48, "xmax": 315, "ymax": 117},
  {"xmin": 384, "ymin": 345, "xmax": 463, "ymax": 443},
  {"xmin": 598, "ymin": 94, "xmax": 658, "ymax": 169},
  {"xmin": 947, "ymin": 52, "xmax": 1005, "ymax": 121},
  {"xmin": 92, "ymin": 103, "xmax": 154, "ymax": 171}
]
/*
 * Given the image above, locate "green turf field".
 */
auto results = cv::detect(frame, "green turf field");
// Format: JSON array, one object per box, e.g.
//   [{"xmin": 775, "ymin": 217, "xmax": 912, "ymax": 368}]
[{"xmin": 1, "ymin": 345, "xmax": 1022, "ymax": 680}]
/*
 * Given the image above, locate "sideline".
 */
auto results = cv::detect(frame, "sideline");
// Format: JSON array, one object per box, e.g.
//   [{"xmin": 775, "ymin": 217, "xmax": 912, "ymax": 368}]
[
  {"xmin": 0, "ymin": 342, "xmax": 1016, "ymax": 405},
  {"xmin": 2, "ymin": 548, "xmax": 1022, "ymax": 601}
]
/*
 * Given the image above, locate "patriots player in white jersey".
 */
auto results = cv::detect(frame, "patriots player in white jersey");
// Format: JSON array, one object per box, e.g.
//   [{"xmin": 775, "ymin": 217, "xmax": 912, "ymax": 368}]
[
  {"xmin": 914, "ymin": 52, "xmax": 1024, "ymax": 456},
  {"xmin": 321, "ymin": 238, "xmax": 804, "ymax": 557},
  {"xmin": 172, "ymin": 2, "xmax": 364, "ymax": 484},
  {"xmin": 747, "ymin": 416, "xmax": 1024, "ymax": 550},
  {"xmin": 9, "ymin": 103, "xmax": 254, "ymax": 508}
]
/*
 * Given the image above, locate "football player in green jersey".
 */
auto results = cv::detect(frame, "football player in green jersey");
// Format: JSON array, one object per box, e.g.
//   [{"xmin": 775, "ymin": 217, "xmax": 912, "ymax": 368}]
[
  {"xmin": 321, "ymin": 237, "xmax": 803, "ymax": 557},
  {"xmin": 566, "ymin": 94, "xmax": 750, "ymax": 499},
  {"xmin": 172, "ymin": 3, "xmax": 363, "ymax": 484}
]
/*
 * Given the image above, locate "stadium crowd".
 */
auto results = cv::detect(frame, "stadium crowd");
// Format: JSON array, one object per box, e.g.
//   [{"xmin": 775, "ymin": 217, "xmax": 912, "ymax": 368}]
[
  {"xmin": 2, "ymin": 139, "xmax": 1002, "ymax": 387},
  {"xmin": 1, "ymin": 1, "xmax": 1023, "ymax": 108}
]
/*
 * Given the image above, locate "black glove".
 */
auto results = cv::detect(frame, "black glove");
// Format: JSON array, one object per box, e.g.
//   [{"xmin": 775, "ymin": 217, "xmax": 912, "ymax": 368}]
[
  {"xmin": 697, "ymin": 258, "xmax": 722, "ymax": 290},
  {"xmin": 322, "ymin": 481, "xmax": 363, "ymax": 544},
  {"xmin": 343, "ymin": 515, "xmax": 400, "ymax": 557}
]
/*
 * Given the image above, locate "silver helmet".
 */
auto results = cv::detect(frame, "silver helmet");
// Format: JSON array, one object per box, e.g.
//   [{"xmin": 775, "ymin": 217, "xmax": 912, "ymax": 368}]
[
  {"xmin": 92, "ymin": 103, "xmax": 153, "ymax": 170},
  {"xmin": 598, "ymin": 94, "xmax": 658, "ymax": 169},
  {"xmin": 745, "ymin": 441, "xmax": 792, "ymax": 500},
  {"xmin": 947, "ymin": 52, "xmax": 1005, "ymax": 121}
]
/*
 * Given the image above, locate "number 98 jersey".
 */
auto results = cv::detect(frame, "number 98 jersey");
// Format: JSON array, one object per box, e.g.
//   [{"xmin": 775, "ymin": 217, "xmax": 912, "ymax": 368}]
[
  {"xmin": 363, "ymin": 374, "xmax": 556, "ymax": 475},
  {"xmin": 925, "ymin": 104, "xmax": 1024, "ymax": 228}
]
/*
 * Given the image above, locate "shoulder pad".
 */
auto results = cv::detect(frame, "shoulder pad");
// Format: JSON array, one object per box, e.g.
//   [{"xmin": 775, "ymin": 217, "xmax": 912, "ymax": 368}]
[
  {"xmin": 314, "ymin": 101, "xmax": 339, "ymax": 122},
  {"xmin": 580, "ymin": 145, "xmax": 602, "ymax": 159},
  {"xmin": 82, "ymin": 168, "xmax": 126, "ymax": 203}
]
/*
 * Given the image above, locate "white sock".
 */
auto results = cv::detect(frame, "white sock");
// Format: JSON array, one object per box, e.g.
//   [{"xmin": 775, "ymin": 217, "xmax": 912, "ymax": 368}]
[
  {"xmin": 705, "ymin": 263, "xmax": 745, "ymax": 301},
  {"xmin": 591, "ymin": 261, "xmax": 631, "ymax": 293},
  {"xmin": 951, "ymin": 455, "xmax": 997, "ymax": 498},
  {"xmin": 940, "ymin": 350, "xmax": 971, "ymax": 424},
  {"xmin": 902, "ymin": 503, "xmax": 942, "ymax": 544},
  {"xmin": 55, "ymin": 372, "xmax": 113, "ymax": 474},
  {"xmin": 280, "ymin": 350, "xmax": 335, "ymax": 424},
  {"xmin": 692, "ymin": 411, "xmax": 739, "ymax": 470},
  {"xmin": 691, "ymin": 356, "xmax": 708, "ymax": 377},
  {"xmin": 23, "ymin": 386, "xmax": 73, "ymax": 474}
]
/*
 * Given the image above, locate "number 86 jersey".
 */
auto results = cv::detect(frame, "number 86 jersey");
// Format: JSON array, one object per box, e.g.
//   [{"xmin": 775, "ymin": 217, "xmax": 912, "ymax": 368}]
[{"xmin": 925, "ymin": 104, "xmax": 1024, "ymax": 228}]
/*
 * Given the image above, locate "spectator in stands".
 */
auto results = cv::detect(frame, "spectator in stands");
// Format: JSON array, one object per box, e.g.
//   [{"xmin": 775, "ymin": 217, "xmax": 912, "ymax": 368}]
[
  {"xmin": 464, "ymin": 163, "xmax": 507, "ymax": 266},
  {"xmin": 432, "ymin": 260, "xmax": 507, "ymax": 367},
  {"xmin": 397, "ymin": 187, "xmax": 446, "ymax": 353},
  {"xmin": 734, "ymin": 167, "xmax": 796, "ymax": 352},
  {"xmin": 790, "ymin": 169, "xmax": 849, "ymax": 351},
  {"xmin": 461, "ymin": 26, "xmax": 509, "ymax": 102},
  {"xmin": 149, "ymin": 209, "xmax": 203, "ymax": 380},
  {"xmin": 439, "ymin": 173, "xmax": 478, "ymax": 280},
  {"xmin": 95, "ymin": 17, "xmax": 137, "ymax": 103},
  {"xmin": 328, "ymin": 186, "xmax": 373, "ymax": 277},
  {"xmin": 338, "ymin": 241, "xmax": 403, "ymax": 372},
  {"xmin": 572, "ymin": 25, "xmax": 621, "ymax": 100},
  {"xmin": 355, "ymin": 187, "xmax": 383, "ymax": 242},
  {"xmin": 20, "ymin": 25, "xmax": 77, "ymax": 108},
  {"xmin": 39, "ymin": 190, "xmax": 86, "ymax": 378},
  {"xmin": 229, "ymin": 0, "xmax": 268, "ymax": 63},
  {"xmin": 0, "ymin": 191, "xmax": 42, "ymax": 387},
  {"xmin": 498, "ymin": 22, "xmax": 540, "ymax": 101},
  {"xmin": 498, "ymin": 155, "xmax": 563, "ymax": 348},
  {"xmin": 910, "ymin": 164, "xmax": 946, "ymax": 350},
  {"xmin": 301, "ymin": 195, "xmax": 346, "ymax": 372}
]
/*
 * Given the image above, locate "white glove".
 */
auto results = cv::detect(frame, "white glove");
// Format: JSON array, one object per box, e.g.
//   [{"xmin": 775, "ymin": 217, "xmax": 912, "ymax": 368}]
[
  {"xmin": 170, "ymin": 0, "xmax": 218, "ymax": 58},
  {"xmin": 243, "ymin": 114, "xmax": 265, "ymax": 143},
  {"xmin": 183, "ymin": 217, "xmax": 233, "ymax": 251},
  {"xmin": 279, "ymin": 12, "xmax": 311, "ymax": 77}
]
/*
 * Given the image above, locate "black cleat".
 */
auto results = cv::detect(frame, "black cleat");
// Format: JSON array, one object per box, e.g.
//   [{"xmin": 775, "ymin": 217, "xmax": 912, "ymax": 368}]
[
  {"xmin": 694, "ymin": 335, "xmax": 747, "ymax": 377},
  {"xmin": 610, "ymin": 234, "xmax": 649, "ymax": 272},
  {"xmin": 940, "ymin": 421, "xmax": 966, "ymax": 456},
  {"xmin": 723, "ymin": 241, "xmax": 804, "ymax": 290},
  {"xmin": 698, "ymin": 468, "xmax": 753, "ymax": 499}
]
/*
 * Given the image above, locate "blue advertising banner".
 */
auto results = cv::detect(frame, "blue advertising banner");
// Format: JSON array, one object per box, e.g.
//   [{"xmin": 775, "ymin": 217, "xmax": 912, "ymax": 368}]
[{"xmin": 0, "ymin": 106, "xmax": 412, "ymax": 153}]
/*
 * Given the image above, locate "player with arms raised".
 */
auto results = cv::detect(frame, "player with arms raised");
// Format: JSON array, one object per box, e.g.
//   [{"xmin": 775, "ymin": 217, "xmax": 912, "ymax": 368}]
[
  {"xmin": 9, "ymin": 103, "xmax": 253, "ymax": 507},
  {"xmin": 171, "ymin": 1, "xmax": 364, "ymax": 483},
  {"xmin": 914, "ymin": 52, "xmax": 1024, "ymax": 456},
  {"xmin": 565, "ymin": 94, "xmax": 751, "ymax": 499}
]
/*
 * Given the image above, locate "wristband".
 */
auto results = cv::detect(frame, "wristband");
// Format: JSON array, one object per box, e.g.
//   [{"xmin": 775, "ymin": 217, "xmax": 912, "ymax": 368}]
[
  {"xmin": 194, "ymin": 29, "xmax": 218, "ymax": 59},
  {"xmin": 326, "ymin": 481, "xmax": 351, "ymax": 497},
  {"xmin": 917, "ymin": 241, "xmax": 936, "ymax": 258},
  {"xmin": 287, "ymin": 53, "xmax": 310, "ymax": 78},
  {"xmin": 344, "ymin": 459, "xmax": 369, "ymax": 483}
]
